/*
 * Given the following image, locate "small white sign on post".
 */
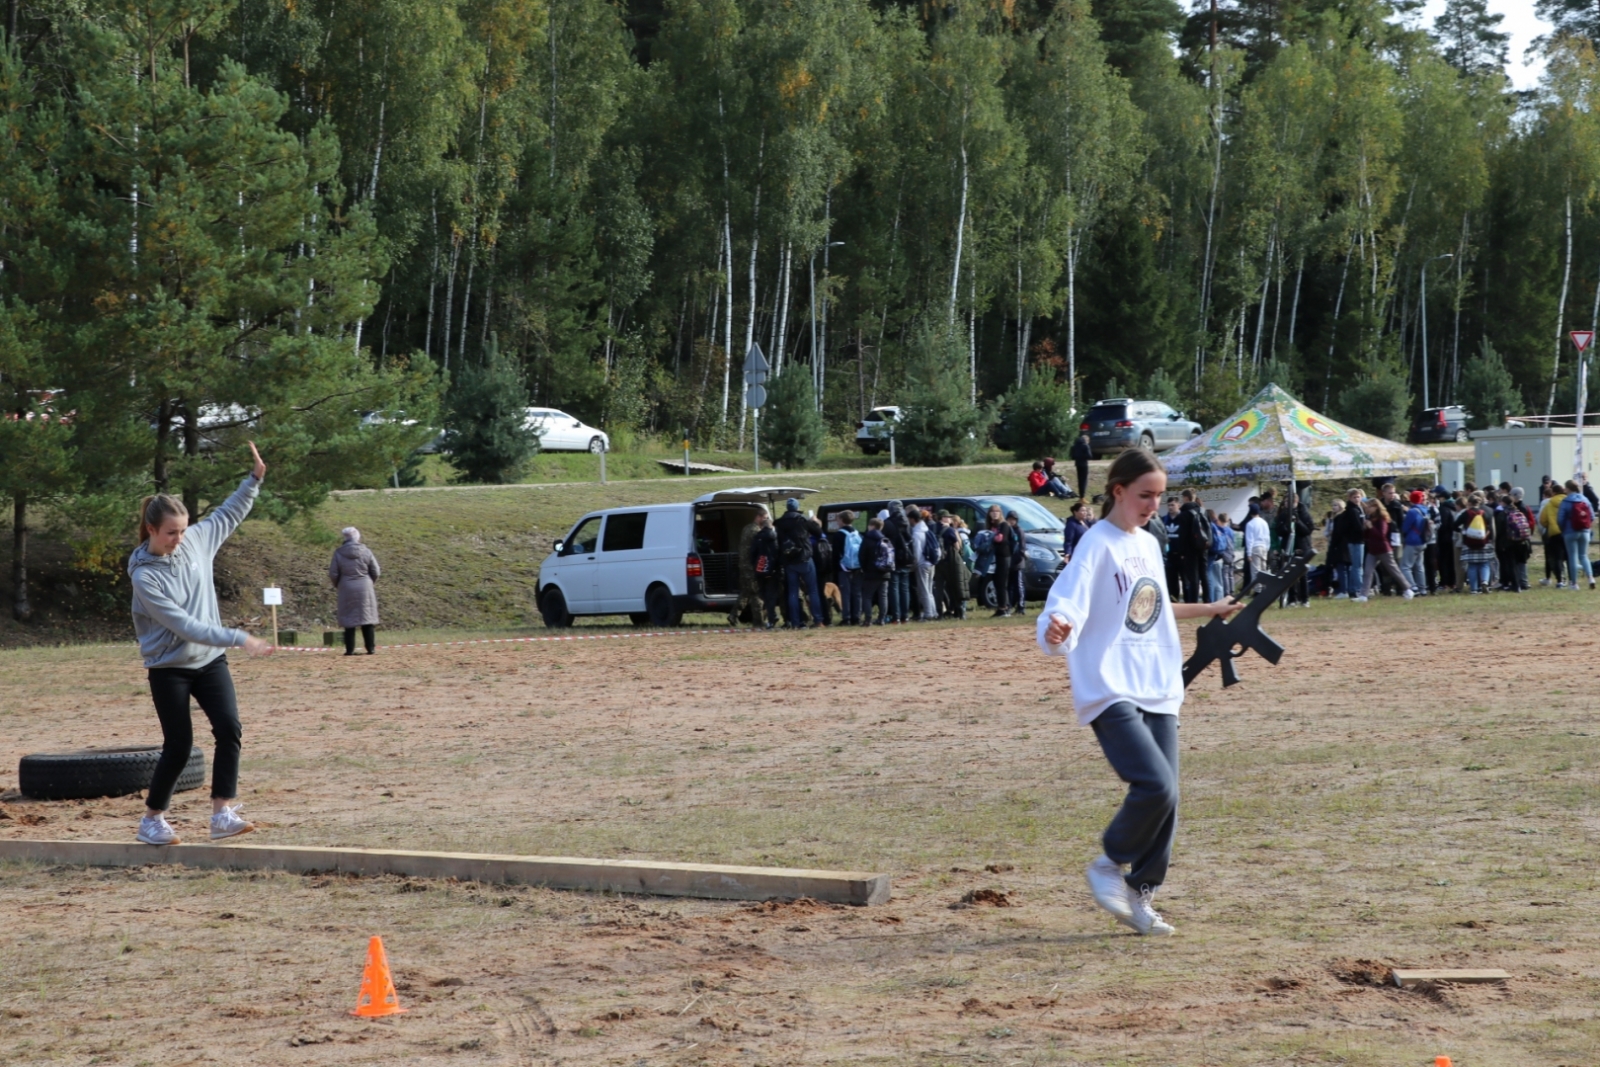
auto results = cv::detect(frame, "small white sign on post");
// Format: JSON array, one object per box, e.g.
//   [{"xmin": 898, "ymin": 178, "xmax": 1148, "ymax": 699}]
[{"xmin": 262, "ymin": 587, "xmax": 283, "ymax": 606}]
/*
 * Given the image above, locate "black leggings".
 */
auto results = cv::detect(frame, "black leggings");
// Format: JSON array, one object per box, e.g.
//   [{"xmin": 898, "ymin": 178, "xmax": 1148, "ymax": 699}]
[
  {"xmin": 992, "ymin": 555, "xmax": 1012, "ymax": 610},
  {"xmin": 344, "ymin": 624, "xmax": 376, "ymax": 654},
  {"xmin": 146, "ymin": 656, "xmax": 241, "ymax": 811}
]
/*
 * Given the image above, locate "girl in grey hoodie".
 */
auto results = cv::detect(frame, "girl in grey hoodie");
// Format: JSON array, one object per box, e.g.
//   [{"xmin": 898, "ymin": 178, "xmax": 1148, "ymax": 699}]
[{"xmin": 127, "ymin": 443, "xmax": 272, "ymax": 846}]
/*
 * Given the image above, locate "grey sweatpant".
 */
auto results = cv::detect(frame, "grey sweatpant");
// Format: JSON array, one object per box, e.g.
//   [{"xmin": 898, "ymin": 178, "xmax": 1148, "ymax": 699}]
[{"xmin": 1089, "ymin": 702, "xmax": 1179, "ymax": 892}]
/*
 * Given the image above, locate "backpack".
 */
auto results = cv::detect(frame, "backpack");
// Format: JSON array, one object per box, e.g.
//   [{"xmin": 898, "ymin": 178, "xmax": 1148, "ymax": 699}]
[
  {"xmin": 1187, "ymin": 511, "xmax": 1211, "ymax": 558},
  {"xmin": 812, "ymin": 532, "xmax": 833, "ymax": 573},
  {"xmin": 876, "ymin": 535, "xmax": 895, "ymax": 573},
  {"xmin": 752, "ymin": 534, "xmax": 778, "ymax": 576},
  {"xmin": 1507, "ymin": 506, "xmax": 1532, "ymax": 542},
  {"xmin": 1462, "ymin": 510, "xmax": 1489, "ymax": 547},
  {"xmin": 840, "ymin": 528, "xmax": 862, "ymax": 570},
  {"xmin": 1571, "ymin": 497, "xmax": 1595, "ymax": 531},
  {"xmin": 781, "ymin": 538, "xmax": 807, "ymax": 565},
  {"xmin": 1210, "ymin": 523, "xmax": 1231, "ymax": 558},
  {"xmin": 921, "ymin": 526, "xmax": 942, "ymax": 565},
  {"xmin": 960, "ymin": 530, "xmax": 977, "ymax": 566}
]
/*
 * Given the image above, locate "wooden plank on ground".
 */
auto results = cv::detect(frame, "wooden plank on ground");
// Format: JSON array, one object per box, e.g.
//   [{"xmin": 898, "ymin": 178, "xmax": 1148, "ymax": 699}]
[
  {"xmin": 1391, "ymin": 968, "xmax": 1510, "ymax": 987},
  {"xmin": 0, "ymin": 839, "xmax": 890, "ymax": 906}
]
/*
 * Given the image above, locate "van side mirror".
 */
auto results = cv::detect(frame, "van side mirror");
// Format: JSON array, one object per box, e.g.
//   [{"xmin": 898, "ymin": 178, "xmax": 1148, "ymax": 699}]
[{"xmin": 553, "ymin": 540, "xmax": 565, "ymax": 554}]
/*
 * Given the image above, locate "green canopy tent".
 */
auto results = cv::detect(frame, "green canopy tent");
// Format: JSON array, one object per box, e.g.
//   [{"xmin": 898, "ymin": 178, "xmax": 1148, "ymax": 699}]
[{"xmin": 1161, "ymin": 384, "xmax": 1438, "ymax": 563}]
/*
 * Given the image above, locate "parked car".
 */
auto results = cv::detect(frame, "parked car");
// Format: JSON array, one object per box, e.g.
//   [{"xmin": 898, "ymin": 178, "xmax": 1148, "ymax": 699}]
[
  {"xmin": 816, "ymin": 494, "xmax": 1066, "ymax": 606},
  {"xmin": 536, "ymin": 486, "xmax": 817, "ymax": 628},
  {"xmin": 855, "ymin": 406, "xmax": 901, "ymax": 454},
  {"xmin": 361, "ymin": 410, "xmax": 443, "ymax": 453},
  {"xmin": 1079, "ymin": 398, "xmax": 1202, "ymax": 457},
  {"xmin": 524, "ymin": 407, "xmax": 609, "ymax": 453},
  {"xmin": 1409, "ymin": 405, "xmax": 1472, "ymax": 444}
]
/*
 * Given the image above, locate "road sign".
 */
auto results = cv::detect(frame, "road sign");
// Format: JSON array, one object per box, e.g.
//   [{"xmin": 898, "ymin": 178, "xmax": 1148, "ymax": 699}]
[
  {"xmin": 746, "ymin": 384, "xmax": 767, "ymax": 409},
  {"xmin": 1572, "ymin": 330, "xmax": 1594, "ymax": 352},
  {"xmin": 743, "ymin": 343, "xmax": 770, "ymax": 385}
]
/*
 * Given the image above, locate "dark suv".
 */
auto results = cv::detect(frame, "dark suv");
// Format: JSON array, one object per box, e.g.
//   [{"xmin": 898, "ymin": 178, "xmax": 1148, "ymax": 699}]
[
  {"xmin": 1410, "ymin": 405, "xmax": 1471, "ymax": 444},
  {"xmin": 1080, "ymin": 399, "xmax": 1202, "ymax": 457}
]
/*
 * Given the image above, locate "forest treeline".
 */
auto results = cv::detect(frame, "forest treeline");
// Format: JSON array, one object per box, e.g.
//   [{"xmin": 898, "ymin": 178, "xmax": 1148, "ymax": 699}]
[{"xmin": 2, "ymin": 0, "xmax": 1599, "ymax": 618}]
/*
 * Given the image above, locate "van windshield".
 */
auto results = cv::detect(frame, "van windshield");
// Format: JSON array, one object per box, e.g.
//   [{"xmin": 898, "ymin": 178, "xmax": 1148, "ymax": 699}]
[{"xmin": 975, "ymin": 497, "xmax": 1063, "ymax": 533}]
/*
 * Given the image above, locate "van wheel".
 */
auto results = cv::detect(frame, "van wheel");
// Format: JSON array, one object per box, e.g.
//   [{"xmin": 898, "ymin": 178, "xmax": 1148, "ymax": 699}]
[
  {"xmin": 540, "ymin": 588, "xmax": 573, "ymax": 628},
  {"xmin": 1139, "ymin": 432, "xmax": 1155, "ymax": 452},
  {"xmin": 628, "ymin": 613, "xmax": 650, "ymax": 626},
  {"xmin": 972, "ymin": 576, "xmax": 998, "ymax": 609},
  {"xmin": 645, "ymin": 584, "xmax": 682, "ymax": 627}
]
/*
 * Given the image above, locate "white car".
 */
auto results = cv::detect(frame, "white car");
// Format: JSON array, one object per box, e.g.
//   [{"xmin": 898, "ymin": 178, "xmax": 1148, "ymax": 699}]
[
  {"xmin": 537, "ymin": 486, "xmax": 818, "ymax": 627},
  {"xmin": 524, "ymin": 407, "xmax": 609, "ymax": 453},
  {"xmin": 855, "ymin": 405, "xmax": 901, "ymax": 454}
]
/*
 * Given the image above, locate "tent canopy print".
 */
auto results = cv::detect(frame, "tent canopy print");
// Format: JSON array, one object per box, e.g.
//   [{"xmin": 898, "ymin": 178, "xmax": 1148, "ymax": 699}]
[{"xmin": 1159, "ymin": 384, "xmax": 1438, "ymax": 488}]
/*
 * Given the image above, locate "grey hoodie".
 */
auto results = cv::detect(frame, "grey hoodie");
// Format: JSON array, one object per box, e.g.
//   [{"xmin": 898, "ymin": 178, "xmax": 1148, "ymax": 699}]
[{"xmin": 128, "ymin": 476, "xmax": 260, "ymax": 670}]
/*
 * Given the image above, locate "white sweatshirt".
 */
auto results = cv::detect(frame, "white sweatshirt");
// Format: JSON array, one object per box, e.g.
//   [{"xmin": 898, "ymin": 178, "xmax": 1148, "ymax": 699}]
[
  {"xmin": 1244, "ymin": 515, "xmax": 1270, "ymax": 557},
  {"xmin": 1035, "ymin": 520, "xmax": 1184, "ymax": 725}
]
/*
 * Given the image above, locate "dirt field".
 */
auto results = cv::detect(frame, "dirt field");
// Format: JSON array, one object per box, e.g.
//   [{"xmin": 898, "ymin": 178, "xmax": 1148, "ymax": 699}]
[{"xmin": 2, "ymin": 592, "xmax": 1597, "ymax": 1065}]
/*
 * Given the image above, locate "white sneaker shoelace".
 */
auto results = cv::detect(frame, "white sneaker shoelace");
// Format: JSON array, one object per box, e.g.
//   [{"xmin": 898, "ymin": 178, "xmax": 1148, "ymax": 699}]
[
  {"xmin": 209, "ymin": 805, "xmax": 255, "ymax": 841},
  {"xmin": 1130, "ymin": 887, "xmax": 1175, "ymax": 936},
  {"xmin": 137, "ymin": 815, "xmax": 178, "ymax": 846}
]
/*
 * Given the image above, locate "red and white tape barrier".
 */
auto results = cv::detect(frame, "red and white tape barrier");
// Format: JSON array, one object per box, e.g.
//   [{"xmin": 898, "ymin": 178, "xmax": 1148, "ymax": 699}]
[{"xmin": 268, "ymin": 628, "xmax": 744, "ymax": 655}]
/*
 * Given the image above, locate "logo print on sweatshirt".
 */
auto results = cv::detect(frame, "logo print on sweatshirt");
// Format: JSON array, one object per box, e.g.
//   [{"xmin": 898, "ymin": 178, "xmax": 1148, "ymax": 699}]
[
  {"xmin": 1213, "ymin": 409, "xmax": 1265, "ymax": 446},
  {"xmin": 1124, "ymin": 577, "xmax": 1163, "ymax": 634}
]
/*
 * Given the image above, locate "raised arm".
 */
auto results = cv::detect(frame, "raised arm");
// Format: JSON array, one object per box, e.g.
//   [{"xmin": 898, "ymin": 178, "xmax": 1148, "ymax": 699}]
[{"xmin": 190, "ymin": 443, "xmax": 266, "ymax": 557}]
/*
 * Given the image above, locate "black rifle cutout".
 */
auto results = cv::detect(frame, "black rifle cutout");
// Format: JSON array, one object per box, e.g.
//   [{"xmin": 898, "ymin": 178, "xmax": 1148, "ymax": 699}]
[{"xmin": 1181, "ymin": 555, "xmax": 1310, "ymax": 688}]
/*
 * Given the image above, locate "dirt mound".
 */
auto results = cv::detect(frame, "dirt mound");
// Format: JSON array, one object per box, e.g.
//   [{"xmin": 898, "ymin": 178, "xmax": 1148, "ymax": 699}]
[
  {"xmin": 742, "ymin": 897, "xmax": 837, "ymax": 918},
  {"xmin": 958, "ymin": 888, "xmax": 1014, "ymax": 907},
  {"xmin": 1329, "ymin": 958, "xmax": 1393, "ymax": 987}
]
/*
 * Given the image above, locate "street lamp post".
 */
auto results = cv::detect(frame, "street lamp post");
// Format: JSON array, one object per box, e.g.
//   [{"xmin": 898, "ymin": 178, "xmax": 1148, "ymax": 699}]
[{"xmin": 1421, "ymin": 252, "xmax": 1454, "ymax": 410}]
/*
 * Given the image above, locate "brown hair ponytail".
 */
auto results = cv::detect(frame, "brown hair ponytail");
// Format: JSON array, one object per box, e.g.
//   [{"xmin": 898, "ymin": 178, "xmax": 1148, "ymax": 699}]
[
  {"xmin": 1101, "ymin": 449, "xmax": 1166, "ymax": 519},
  {"xmin": 137, "ymin": 494, "xmax": 188, "ymax": 545}
]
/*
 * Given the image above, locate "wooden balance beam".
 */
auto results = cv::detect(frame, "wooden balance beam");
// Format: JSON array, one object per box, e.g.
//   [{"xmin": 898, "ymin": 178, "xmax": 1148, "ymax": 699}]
[{"xmin": 0, "ymin": 839, "xmax": 891, "ymax": 906}]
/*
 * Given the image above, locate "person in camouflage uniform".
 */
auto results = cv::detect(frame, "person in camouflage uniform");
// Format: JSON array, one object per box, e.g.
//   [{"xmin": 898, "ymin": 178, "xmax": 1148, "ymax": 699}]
[{"xmin": 734, "ymin": 513, "xmax": 764, "ymax": 627}]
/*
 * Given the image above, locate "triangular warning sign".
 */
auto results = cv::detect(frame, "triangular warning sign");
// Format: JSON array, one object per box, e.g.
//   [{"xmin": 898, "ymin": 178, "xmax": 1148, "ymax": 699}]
[{"xmin": 1572, "ymin": 330, "xmax": 1595, "ymax": 352}]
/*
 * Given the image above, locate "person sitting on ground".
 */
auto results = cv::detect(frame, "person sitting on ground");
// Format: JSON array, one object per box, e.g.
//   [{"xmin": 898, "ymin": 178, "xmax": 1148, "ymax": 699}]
[
  {"xmin": 1028, "ymin": 460, "xmax": 1050, "ymax": 497},
  {"xmin": 1042, "ymin": 457, "xmax": 1074, "ymax": 499},
  {"xmin": 329, "ymin": 527, "xmax": 382, "ymax": 655}
]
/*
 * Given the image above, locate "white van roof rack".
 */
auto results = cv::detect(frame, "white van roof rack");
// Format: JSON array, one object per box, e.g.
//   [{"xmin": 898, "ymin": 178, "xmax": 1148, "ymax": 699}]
[{"xmin": 692, "ymin": 486, "xmax": 820, "ymax": 505}]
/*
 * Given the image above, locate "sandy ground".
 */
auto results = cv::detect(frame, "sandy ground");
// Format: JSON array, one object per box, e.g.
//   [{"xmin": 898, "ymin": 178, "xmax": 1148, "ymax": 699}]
[{"xmin": 2, "ymin": 595, "xmax": 1599, "ymax": 1065}]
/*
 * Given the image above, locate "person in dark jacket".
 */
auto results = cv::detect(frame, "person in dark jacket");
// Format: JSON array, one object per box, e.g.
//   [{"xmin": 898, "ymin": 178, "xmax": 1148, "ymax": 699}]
[
  {"xmin": 884, "ymin": 500, "xmax": 914, "ymax": 623},
  {"xmin": 1324, "ymin": 501, "xmax": 1349, "ymax": 596},
  {"xmin": 1070, "ymin": 433, "xmax": 1093, "ymax": 499},
  {"xmin": 935, "ymin": 511, "xmax": 967, "ymax": 619},
  {"xmin": 1334, "ymin": 489, "xmax": 1369, "ymax": 600},
  {"xmin": 858, "ymin": 517, "xmax": 890, "ymax": 624},
  {"xmin": 985, "ymin": 503, "xmax": 1015, "ymax": 617},
  {"xmin": 748, "ymin": 513, "xmax": 782, "ymax": 628},
  {"xmin": 1435, "ymin": 489, "xmax": 1460, "ymax": 591},
  {"xmin": 1273, "ymin": 492, "xmax": 1314, "ymax": 605},
  {"xmin": 1062, "ymin": 501, "xmax": 1091, "ymax": 560},
  {"xmin": 329, "ymin": 527, "xmax": 382, "ymax": 654},
  {"xmin": 774, "ymin": 498, "xmax": 825, "ymax": 628},
  {"xmin": 827, "ymin": 512, "xmax": 858, "ymax": 625},
  {"xmin": 1174, "ymin": 489, "xmax": 1208, "ymax": 604},
  {"xmin": 1007, "ymin": 510, "xmax": 1029, "ymax": 614}
]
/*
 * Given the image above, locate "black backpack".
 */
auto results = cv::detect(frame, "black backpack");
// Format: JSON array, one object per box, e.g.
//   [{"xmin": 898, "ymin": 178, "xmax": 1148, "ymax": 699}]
[{"xmin": 812, "ymin": 532, "xmax": 834, "ymax": 573}]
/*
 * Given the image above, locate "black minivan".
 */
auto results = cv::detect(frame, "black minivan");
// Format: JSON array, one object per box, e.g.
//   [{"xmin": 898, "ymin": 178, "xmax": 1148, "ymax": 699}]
[
  {"xmin": 1409, "ymin": 405, "xmax": 1471, "ymax": 444},
  {"xmin": 815, "ymin": 494, "xmax": 1066, "ymax": 607}
]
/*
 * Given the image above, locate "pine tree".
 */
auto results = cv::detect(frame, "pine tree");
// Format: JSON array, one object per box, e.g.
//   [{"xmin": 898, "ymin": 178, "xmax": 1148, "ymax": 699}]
[
  {"xmin": 896, "ymin": 325, "xmax": 992, "ymax": 467},
  {"xmin": 1456, "ymin": 339, "xmax": 1522, "ymax": 429},
  {"xmin": 1435, "ymin": 0, "xmax": 1510, "ymax": 77},
  {"xmin": 1002, "ymin": 371, "xmax": 1078, "ymax": 461},
  {"xmin": 443, "ymin": 336, "xmax": 537, "ymax": 483},
  {"xmin": 760, "ymin": 369, "xmax": 825, "ymax": 470}
]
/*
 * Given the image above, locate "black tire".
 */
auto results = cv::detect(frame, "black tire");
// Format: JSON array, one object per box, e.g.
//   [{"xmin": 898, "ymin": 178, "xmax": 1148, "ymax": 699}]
[
  {"xmin": 19, "ymin": 745, "xmax": 204, "ymax": 801},
  {"xmin": 540, "ymin": 587, "xmax": 573, "ymax": 628},
  {"xmin": 1454, "ymin": 428, "xmax": 1470, "ymax": 443},
  {"xmin": 628, "ymin": 612, "xmax": 650, "ymax": 626},
  {"xmin": 587, "ymin": 436, "xmax": 605, "ymax": 454},
  {"xmin": 970, "ymin": 575, "xmax": 998, "ymax": 610},
  {"xmin": 1139, "ymin": 432, "xmax": 1155, "ymax": 452},
  {"xmin": 860, "ymin": 441, "xmax": 880, "ymax": 455},
  {"xmin": 645, "ymin": 584, "xmax": 682, "ymax": 627}
]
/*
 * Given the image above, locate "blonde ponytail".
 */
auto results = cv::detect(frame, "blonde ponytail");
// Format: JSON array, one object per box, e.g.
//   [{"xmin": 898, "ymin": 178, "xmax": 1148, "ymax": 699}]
[{"xmin": 137, "ymin": 494, "xmax": 188, "ymax": 545}]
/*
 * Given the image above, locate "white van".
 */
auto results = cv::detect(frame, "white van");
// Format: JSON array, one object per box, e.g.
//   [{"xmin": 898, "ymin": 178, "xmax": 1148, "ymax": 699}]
[{"xmin": 536, "ymin": 486, "xmax": 818, "ymax": 627}]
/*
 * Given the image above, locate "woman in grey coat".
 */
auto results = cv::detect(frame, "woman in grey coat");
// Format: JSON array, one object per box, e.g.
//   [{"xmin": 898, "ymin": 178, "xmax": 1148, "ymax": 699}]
[{"xmin": 329, "ymin": 527, "xmax": 381, "ymax": 655}]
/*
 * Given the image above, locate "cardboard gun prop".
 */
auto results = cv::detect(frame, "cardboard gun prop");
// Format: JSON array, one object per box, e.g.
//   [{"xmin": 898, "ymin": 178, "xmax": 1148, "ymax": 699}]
[{"xmin": 1181, "ymin": 555, "xmax": 1310, "ymax": 689}]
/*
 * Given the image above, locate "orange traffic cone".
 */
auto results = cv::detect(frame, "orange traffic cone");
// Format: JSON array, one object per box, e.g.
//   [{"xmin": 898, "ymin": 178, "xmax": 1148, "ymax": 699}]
[
  {"xmin": 350, "ymin": 936, "xmax": 407, "ymax": 1018},
  {"xmin": 1436, "ymin": 1058, "xmax": 1453, "ymax": 1067}
]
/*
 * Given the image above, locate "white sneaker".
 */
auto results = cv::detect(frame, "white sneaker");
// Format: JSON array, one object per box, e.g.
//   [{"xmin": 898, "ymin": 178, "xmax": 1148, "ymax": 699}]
[
  {"xmin": 1331, "ymin": 593, "xmax": 1348, "ymax": 600},
  {"xmin": 1402, "ymin": 589, "xmax": 1414, "ymax": 600},
  {"xmin": 137, "ymin": 813, "xmax": 179, "ymax": 846},
  {"xmin": 209, "ymin": 805, "xmax": 255, "ymax": 841},
  {"xmin": 1085, "ymin": 855, "xmax": 1134, "ymax": 920},
  {"xmin": 1353, "ymin": 596, "xmax": 1368, "ymax": 603},
  {"xmin": 1120, "ymin": 886, "xmax": 1176, "ymax": 936}
]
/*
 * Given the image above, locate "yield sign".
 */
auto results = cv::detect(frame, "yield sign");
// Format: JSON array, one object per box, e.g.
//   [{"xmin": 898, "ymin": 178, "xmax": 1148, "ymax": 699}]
[{"xmin": 1572, "ymin": 330, "xmax": 1595, "ymax": 352}]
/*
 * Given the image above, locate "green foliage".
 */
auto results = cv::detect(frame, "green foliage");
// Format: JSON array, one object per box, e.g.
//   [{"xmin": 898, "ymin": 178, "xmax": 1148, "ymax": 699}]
[
  {"xmin": 1457, "ymin": 339, "xmax": 1523, "ymax": 429},
  {"xmin": 1194, "ymin": 362, "xmax": 1249, "ymax": 427},
  {"xmin": 443, "ymin": 339, "xmax": 536, "ymax": 484},
  {"xmin": 896, "ymin": 327, "xmax": 993, "ymax": 467},
  {"xmin": 1003, "ymin": 372, "xmax": 1079, "ymax": 461},
  {"xmin": 1144, "ymin": 366, "xmax": 1184, "ymax": 411},
  {"xmin": 1335, "ymin": 360, "xmax": 1411, "ymax": 441},
  {"xmin": 761, "ymin": 370, "xmax": 826, "ymax": 470}
]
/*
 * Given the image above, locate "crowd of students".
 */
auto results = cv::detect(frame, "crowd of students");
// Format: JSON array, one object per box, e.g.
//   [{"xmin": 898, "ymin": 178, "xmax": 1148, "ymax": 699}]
[{"xmin": 735, "ymin": 496, "xmax": 1095, "ymax": 629}]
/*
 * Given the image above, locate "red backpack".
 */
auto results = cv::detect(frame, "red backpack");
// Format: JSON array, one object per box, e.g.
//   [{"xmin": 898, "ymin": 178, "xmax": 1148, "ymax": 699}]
[{"xmin": 1572, "ymin": 497, "xmax": 1595, "ymax": 532}]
